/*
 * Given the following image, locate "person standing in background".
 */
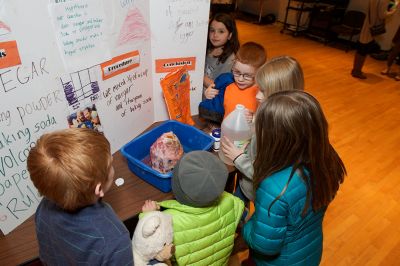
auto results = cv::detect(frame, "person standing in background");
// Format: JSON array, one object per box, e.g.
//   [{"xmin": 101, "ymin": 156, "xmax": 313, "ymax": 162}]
[
  {"xmin": 381, "ymin": 26, "xmax": 400, "ymax": 80},
  {"xmin": 351, "ymin": 0, "xmax": 396, "ymax": 79}
]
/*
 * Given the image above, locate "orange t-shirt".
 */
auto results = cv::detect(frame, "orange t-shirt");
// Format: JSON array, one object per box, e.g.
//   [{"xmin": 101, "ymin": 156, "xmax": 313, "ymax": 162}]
[{"xmin": 223, "ymin": 83, "xmax": 259, "ymax": 118}]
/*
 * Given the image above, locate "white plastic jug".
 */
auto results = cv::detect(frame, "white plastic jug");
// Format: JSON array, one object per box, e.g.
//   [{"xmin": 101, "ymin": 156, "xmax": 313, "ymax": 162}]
[{"xmin": 219, "ymin": 104, "xmax": 252, "ymax": 165}]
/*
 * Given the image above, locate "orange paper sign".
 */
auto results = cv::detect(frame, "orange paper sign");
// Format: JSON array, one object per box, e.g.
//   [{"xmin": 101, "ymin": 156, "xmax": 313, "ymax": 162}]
[
  {"xmin": 100, "ymin": 50, "xmax": 140, "ymax": 80},
  {"xmin": 155, "ymin": 57, "xmax": 196, "ymax": 73},
  {"xmin": 0, "ymin": 41, "xmax": 21, "ymax": 69}
]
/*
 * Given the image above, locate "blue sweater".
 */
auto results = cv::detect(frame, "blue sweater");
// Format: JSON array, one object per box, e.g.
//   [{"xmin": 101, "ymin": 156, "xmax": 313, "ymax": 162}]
[
  {"xmin": 198, "ymin": 72, "xmax": 234, "ymax": 123},
  {"xmin": 243, "ymin": 167, "xmax": 325, "ymax": 266},
  {"xmin": 35, "ymin": 198, "xmax": 133, "ymax": 265}
]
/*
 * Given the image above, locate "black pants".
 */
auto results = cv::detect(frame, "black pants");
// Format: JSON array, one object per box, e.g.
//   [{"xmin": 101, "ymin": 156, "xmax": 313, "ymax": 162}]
[{"xmin": 356, "ymin": 41, "xmax": 379, "ymax": 56}]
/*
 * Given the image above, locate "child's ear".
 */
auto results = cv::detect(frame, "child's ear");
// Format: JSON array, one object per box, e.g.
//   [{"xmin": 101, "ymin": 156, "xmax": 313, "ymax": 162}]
[
  {"xmin": 228, "ymin": 32, "xmax": 232, "ymax": 40},
  {"xmin": 95, "ymin": 182, "xmax": 105, "ymax": 198}
]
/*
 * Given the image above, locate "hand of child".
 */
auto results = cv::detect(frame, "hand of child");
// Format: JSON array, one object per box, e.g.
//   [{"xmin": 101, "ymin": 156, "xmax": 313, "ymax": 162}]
[
  {"xmin": 244, "ymin": 207, "xmax": 253, "ymax": 222},
  {"xmin": 221, "ymin": 136, "xmax": 244, "ymax": 163},
  {"xmin": 204, "ymin": 84, "xmax": 219, "ymax": 99},
  {"xmin": 142, "ymin": 200, "xmax": 159, "ymax": 212},
  {"xmin": 244, "ymin": 109, "xmax": 254, "ymax": 124},
  {"xmin": 386, "ymin": 1, "xmax": 399, "ymax": 16},
  {"xmin": 203, "ymin": 75, "xmax": 214, "ymax": 88}
]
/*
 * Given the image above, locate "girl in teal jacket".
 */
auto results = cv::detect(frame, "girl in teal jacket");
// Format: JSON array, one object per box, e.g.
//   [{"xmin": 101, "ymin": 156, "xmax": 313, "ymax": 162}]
[{"xmin": 243, "ymin": 91, "xmax": 346, "ymax": 265}]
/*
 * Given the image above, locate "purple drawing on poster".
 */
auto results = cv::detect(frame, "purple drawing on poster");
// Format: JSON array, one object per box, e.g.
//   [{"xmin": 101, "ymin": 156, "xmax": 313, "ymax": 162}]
[
  {"xmin": 117, "ymin": 8, "xmax": 150, "ymax": 46},
  {"xmin": 60, "ymin": 67, "xmax": 100, "ymax": 109}
]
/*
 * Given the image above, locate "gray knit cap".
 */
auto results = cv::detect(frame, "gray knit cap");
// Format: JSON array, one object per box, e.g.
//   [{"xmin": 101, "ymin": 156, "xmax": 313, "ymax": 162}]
[{"xmin": 172, "ymin": 150, "xmax": 228, "ymax": 207}]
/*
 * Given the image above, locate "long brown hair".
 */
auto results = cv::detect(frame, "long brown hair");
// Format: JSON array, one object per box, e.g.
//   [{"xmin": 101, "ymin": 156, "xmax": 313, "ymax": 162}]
[
  {"xmin": 207, "ymin": 13, "xmax": 240, "ymax": 64},
  {"xmin": 253, "ymin": 91, "xmax": 346, "ymax": 214}
]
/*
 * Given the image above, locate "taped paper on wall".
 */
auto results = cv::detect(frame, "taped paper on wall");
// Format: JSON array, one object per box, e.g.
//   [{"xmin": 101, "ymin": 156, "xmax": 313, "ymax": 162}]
[
  {"xmin": 155, "ymin": 56, "xmax": 195, "ymax": 73},
  {"xmin": 48, "ymin": 0, "xmax": 112, "ymax": 71},
  {"xmin": 100, "ymin": 50, "xmax": 140, "ymax": 80},
  {"xmin": 0, "ymin": 41, "xmax": 21, "ymax": 69}
]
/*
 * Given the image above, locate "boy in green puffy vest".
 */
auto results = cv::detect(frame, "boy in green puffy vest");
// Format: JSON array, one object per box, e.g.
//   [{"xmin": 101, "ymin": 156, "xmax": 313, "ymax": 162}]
[{"xmin": 142, "ymin": 150, "xmax": 244, "ymax": 266}]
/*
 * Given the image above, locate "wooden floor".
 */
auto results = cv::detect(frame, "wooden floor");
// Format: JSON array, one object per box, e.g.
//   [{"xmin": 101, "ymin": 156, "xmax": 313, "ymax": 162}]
[{"xmin": 233, "ymin": 19, "xmax": 400, "ymax": 265}]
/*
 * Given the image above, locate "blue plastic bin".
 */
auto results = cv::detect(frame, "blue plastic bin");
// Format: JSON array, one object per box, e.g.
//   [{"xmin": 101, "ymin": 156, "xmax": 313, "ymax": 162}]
[{"xmin": 121, "ymin": 120, "xmax": 214, "ymax": 192}]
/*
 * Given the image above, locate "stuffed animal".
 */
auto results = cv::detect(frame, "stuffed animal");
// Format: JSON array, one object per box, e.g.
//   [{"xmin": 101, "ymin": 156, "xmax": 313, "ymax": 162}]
[{"xmin": 132, "ymin": 211, "xmax": 175, "ymax": 266}]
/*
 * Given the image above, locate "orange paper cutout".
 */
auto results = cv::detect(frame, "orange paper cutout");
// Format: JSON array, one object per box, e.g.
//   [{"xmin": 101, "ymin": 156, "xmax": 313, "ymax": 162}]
[
  {"xmin": 155, "ymin": 57, "xmax": 196, "ymax": 73},
  {"xmin": 100, "ymin": 50, "xmax": 140, "ymax": 80},
  {"xmin": 0, "ymin": 41, "xmax": 21, "ymax": 69}
]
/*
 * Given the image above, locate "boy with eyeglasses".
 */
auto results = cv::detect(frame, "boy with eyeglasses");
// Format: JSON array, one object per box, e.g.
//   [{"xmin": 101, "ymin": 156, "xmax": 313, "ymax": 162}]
[{"xmin": 204, "ymin": 42, "xmax": 266, "ymax": 118}]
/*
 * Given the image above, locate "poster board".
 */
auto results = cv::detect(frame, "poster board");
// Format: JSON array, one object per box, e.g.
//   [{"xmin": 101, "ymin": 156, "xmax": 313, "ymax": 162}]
[
  {"xmin": 0, "ymin": 0, "xmax": 209, "ymax": 235},
  {"xmin": 149, "ymin": 0, "xmax": 210, "ymax": 121}
]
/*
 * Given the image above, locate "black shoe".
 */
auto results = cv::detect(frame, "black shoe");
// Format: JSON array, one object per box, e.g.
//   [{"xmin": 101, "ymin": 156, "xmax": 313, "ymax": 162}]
[{"xmin": 351, "ymin": 70, "xmax": 367, "ymax": 79}]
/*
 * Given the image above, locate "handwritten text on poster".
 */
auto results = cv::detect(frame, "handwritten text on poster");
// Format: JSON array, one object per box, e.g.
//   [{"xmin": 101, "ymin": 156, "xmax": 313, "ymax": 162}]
[{"xmin": 49, "ymin": 0, "xmax": 111, "ymax": 71}]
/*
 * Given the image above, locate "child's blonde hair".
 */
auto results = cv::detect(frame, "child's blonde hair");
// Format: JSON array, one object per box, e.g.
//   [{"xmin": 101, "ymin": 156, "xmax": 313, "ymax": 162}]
[
  {"xmin": 236, "ymin": 42, "xmax": 266, "ymax": 69},
  {"xmin": 256, "ymin": 56, "xmax": 304, "ymax": 98},
  {"xmin": 27, "ymin": 128, "xmax": 112, "ymax": 211}
]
